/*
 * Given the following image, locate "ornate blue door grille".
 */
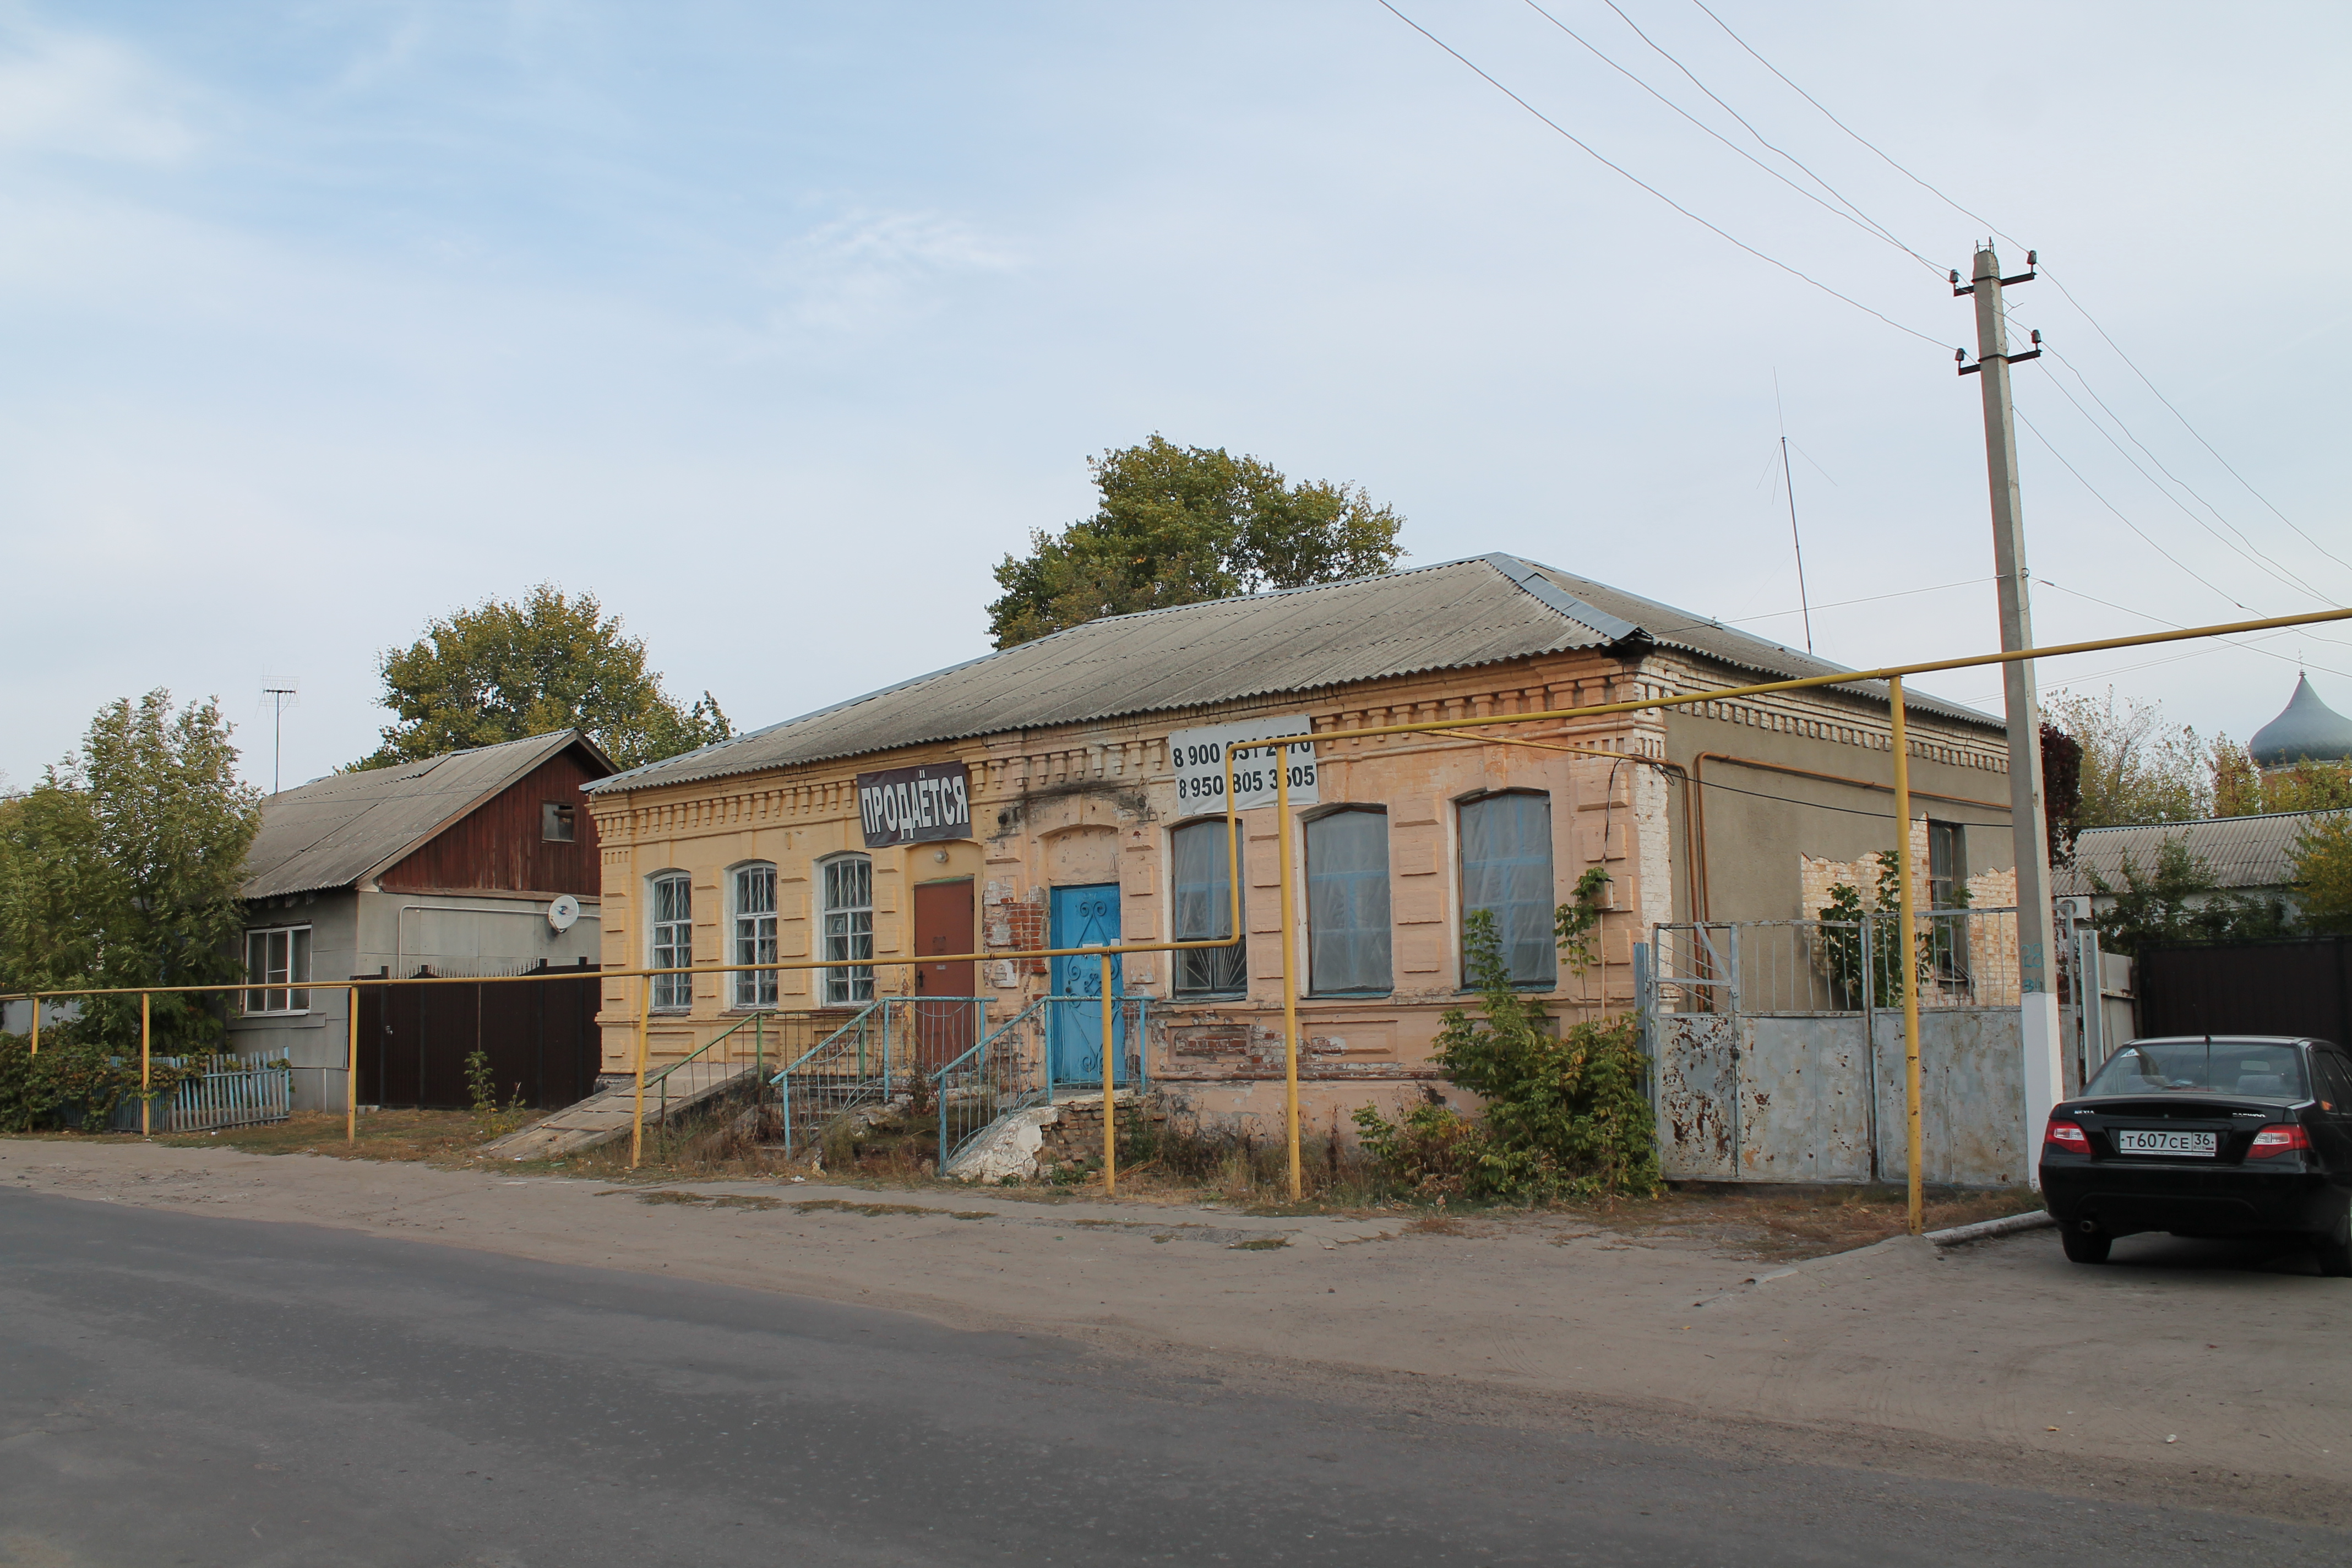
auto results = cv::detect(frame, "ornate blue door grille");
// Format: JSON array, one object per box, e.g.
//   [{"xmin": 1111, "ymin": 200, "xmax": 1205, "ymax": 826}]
[{"xmin": 1048, "ymin": 884, "xmax": 1127, "ymax": 1086}]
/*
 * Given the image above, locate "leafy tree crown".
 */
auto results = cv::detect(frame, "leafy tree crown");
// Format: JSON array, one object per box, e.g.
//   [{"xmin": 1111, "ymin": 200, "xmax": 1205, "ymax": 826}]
[
  {"xmin": 986, "ymin": 435, "xmax": 1404, "ymax": 648},
  {"xmin": 360, "ymin": 585, "xmax": 728, "ymax": 771}
]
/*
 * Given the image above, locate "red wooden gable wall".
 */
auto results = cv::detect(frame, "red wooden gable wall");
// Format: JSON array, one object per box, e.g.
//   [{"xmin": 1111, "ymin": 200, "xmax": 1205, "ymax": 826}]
[{"xmin": 376, "ymin": 746, "xmax": 606, "ymax": 896}]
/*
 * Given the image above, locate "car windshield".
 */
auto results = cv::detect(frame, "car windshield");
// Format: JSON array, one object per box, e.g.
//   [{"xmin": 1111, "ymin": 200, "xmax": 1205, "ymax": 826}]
[{"xmin": 2087, "ymin": 1041, "xmax": 2309, "ymax": 1099}]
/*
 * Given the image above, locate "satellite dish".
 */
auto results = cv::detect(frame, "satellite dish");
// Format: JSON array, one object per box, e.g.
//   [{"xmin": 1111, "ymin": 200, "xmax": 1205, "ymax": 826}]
[{"xmin": 548, "ymin": 894, "xmax": 581, "ymax": 933}]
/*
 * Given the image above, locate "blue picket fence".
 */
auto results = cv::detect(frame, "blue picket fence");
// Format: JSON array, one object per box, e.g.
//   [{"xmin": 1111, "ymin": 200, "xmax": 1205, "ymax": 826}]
[{"xmin": 105, "ymin": 1058, "xmax": 293, "ymax": 1134}]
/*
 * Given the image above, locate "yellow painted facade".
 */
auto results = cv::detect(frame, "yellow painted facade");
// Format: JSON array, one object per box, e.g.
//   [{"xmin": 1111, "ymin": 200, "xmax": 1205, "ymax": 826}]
[{"xmin": 587, "ymin": 640, "xmax": 2013, "ymax": 1135}]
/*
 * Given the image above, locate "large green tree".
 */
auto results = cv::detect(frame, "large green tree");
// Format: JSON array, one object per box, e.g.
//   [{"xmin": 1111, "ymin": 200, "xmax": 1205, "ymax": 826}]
[
  {"xmin": 986, "ymin": 435, "xmax": 1406, "ymax": 649},
  {"xmin": 2293, "ymin": 813, "xmax": 2352, "ymax": 933},
  {"xmin": 360, "ymin": 586, "xmax": 730, "ymax": 771},
  {"xmin": 2044, "ymin": 688, "xmax": 2213, "ymax": 826},
  {"xmin": 0, "ymin": 692, "xmax": 260, "ymax": 1051}
]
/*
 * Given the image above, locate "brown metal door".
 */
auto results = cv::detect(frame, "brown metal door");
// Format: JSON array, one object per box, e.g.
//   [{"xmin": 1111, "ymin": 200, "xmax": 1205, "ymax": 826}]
[{"xmin": 912, "ymin": 879, "xmax": 977, "ymax": 1065}]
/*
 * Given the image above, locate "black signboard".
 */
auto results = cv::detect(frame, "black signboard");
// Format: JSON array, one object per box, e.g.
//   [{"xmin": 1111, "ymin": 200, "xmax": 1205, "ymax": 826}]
[{"xmin": 857, "ymin": 762, "xmax": 973, "ymax": 848}]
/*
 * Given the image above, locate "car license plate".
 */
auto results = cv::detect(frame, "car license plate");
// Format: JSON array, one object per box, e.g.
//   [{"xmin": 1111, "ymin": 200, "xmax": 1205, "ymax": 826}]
[{"xmin": 2115, "ymin": 1129, "xmax": 2217, "ymax": 1157}]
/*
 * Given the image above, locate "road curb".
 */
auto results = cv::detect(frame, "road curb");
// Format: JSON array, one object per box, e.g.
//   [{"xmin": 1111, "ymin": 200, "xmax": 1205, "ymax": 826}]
[{"xmin": 1924, "ymin": 1210, "xmax": 2054, "ymax": 1247}]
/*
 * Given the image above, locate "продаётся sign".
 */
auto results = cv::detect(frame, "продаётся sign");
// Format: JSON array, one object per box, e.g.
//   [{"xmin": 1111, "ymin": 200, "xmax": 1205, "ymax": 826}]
[{"xmin": 857, "ymin": 763, "xmax": 973, "ymax": 847}]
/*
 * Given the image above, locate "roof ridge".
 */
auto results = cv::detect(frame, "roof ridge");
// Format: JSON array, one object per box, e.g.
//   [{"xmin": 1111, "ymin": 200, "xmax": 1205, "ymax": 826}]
[{"xmin": 2078, "ymin": 806, "xmax": 2346, "ymax": 832}]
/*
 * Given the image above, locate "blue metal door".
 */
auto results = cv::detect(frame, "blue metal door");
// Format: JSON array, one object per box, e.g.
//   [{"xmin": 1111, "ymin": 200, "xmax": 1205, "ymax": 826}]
[{"xmin": 1049, "ymin": 884, "xmax": 1125, "ymax": 1086}]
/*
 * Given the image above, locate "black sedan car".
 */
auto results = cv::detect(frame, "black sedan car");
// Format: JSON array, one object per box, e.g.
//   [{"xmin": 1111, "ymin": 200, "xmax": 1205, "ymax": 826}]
[{"xmin": 2040, "ymin": 1034, "xmax": 2352, "ymax": 1272}]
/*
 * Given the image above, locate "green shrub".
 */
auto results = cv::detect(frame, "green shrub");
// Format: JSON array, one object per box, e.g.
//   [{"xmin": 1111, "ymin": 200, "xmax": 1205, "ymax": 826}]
[
  {"xmin": 1355, "ymin": 910, "xmax": 1659, "ymax": 1201},
  {"xmin": 0, "ymin": 1025, "xmax": 208, "ymax": 1132}
]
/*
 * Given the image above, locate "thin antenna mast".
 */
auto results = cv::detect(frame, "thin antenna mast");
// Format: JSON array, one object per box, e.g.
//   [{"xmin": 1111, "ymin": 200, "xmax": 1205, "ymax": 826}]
[
  {"xmin": 263, "ymin": 687, "xmax": 297, "ymax": 794},
  {"xmin": 1774, "ymin": 372, "xmax": 1815, "ymax": 654}
]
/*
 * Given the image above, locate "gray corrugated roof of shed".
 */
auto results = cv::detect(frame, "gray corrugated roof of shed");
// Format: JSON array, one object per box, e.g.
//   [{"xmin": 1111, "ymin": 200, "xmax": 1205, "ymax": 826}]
[
  {"xmin": 2054, "ymin": 809, "xmax": 2337, "ymax": 897},
  {"xmin": 586, "ymin": 552, "xmax": 2000, "ymax": 796},
  {"xmin": 242, "ymin": 730, "xmax": 602, "ymax": 900}
]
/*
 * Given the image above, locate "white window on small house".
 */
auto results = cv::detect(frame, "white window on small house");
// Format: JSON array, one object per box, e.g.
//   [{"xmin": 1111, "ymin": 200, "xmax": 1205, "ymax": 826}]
[
  {"xmin": 243, "ymin": 925, "xmax": 313, "ymax": 1014},
  {"xmin": 1308, "ymin": 808, "xmax": 1391, "ymax": 995},
  {"xmin": 733, "ymin": 863, "xmax": 778, "ymax": 1009},
  {"xmin": 649, "ymin": 873, "xmax": 693, "ymax": 1011},
  {"xmin": 542, "ymin": 801, "xmax": 576, "ymax": 842},
  {"xmin": 821, "ymin": 855, "xmax": 874, "ymax": 1006},
  {"xmin": 1172, "ymin": 819, "xmax": 1246, "ymax": 997},
  {"xmin": 1928, "ymin": 820, "xmax": 1970, "ymax": 981},
  {"xmin": 1458, "ymin": 791, "xmax": 1557, "ymax": 989}
]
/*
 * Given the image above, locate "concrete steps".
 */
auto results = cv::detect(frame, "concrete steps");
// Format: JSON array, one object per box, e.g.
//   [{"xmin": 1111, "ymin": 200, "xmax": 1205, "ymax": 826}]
[{"xmin": 484, "ymin": 1061, "xmax": 761, "ymax": 1161}]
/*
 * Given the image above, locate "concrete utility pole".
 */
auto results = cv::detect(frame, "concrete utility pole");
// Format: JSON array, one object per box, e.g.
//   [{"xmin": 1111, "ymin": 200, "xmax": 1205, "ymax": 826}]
[{"xmin": 1957, "ymin": 243, "xmax": 2064, "ymax": 1172}]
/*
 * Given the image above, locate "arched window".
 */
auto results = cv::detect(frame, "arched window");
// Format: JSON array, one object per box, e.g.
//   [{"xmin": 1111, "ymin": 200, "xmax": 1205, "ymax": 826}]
[
  {"xmin": 821, "ymin": 854, "xmax": 874, "ymax": 1006},
  {"xmin": 1172, "ymin": 818, "xmax": 1245, "ymax": 997},
  {"xmin": 1458, "ymin": 792, "xmax": 1555, "ymax": 988},
  {"xmin": 648, "ymin": 872, "xmax": 693, "ymax": 1011},
  {"xmin": 732, "ymin": 863, "xmax": 778, "ymax": 1009},
  {"xmin": 1308, "ymin": 808, "xmax": 1391, "ymax": 994}
]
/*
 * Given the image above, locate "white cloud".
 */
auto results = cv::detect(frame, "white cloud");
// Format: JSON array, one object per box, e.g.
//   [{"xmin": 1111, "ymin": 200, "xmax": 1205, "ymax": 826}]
[
  {"xmin": 764, "ymin": 208, "xmax": 1018, "ymax": 333},
  {"xmin": 0, "ymin": 15, "xmax": 194, "ymax": 163}
]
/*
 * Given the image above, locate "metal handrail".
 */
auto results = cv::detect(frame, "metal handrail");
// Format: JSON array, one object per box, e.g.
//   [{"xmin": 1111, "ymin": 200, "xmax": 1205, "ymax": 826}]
[
  {"xmin": 772, "ymin": 1003, "xmax": 888, "ymax": 1157},
  {"xmin": 649, "ymin": 1008, "xmax": 783, "ymax": 1141},
  {"xmin": 767, "ymin": 1002, "xmax": 882, "ymax": 1085},
  {"xmin": 937, "ymin": 998, "xmax": 1050, "ymax": 1171}
]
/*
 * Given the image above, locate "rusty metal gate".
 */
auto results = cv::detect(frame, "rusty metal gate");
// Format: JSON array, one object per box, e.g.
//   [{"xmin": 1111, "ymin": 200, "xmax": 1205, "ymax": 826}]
[{"xmin": 1638, "ymin": 916, "xmax": 2029, "ymax": 1187}]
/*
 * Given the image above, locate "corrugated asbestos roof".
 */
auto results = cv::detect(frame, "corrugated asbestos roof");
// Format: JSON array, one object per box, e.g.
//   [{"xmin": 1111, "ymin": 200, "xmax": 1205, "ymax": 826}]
[
  {"xmin": 2055, "ymin": 810, "xmax": 2333, "ymax": 896},
  {"xmin": 243, "ymin": 731, "xmax": 592, "ymax": 899},
  {"xmin": 589, "ymin": 552, "xmax": 2000, "ymax": 796}
]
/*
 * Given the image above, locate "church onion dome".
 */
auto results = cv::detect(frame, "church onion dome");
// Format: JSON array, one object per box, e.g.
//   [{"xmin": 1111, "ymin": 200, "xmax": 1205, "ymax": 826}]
[{"xmin": 2248, "ymin": 674, "xmax": 2352, "ymax": 767}]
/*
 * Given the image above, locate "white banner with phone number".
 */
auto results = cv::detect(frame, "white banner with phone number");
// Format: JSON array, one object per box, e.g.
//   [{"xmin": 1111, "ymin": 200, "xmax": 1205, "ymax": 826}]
[{"xmin": 1168, "ymin": 715, "xmax": 1320, "ymax": 813}]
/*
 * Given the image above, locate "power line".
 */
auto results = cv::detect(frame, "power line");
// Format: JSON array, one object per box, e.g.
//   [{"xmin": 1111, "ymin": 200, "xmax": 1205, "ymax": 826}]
[
  {"xmin": 2011, "ymin": 409, "xmax": 2257, "ymax": 614},
  {"xmin": 2044, "ymin": 344, "xmax": 2352, "ymax": 585},
  {"xmin": 1687, "ymin": 0, "xmax": 2007, "ymax": 241},
  {"xmin": 2035, "ymin": 266, "xmax": 2352, "ymax": 578},
  {"xmin": 2032, "ymin": 369, "xmax": 2332, "ymax": 606},
  {"xmin": 1515, "ymin": 0, "xmax": 1942, "ymax": 275},
  {"xmin": 1589, "ymin": 0, "xmax": 1945, "ymax": 277},
  {"xmin": 1684, "ymin": 0, "xmax": 2344, "ymax": 594},
  {"xmin": 1374, "ymin": 1, "xmax": 1954, "ymax": 351},
  {"xmin": 1646, "ymin": 576, "xmax": 1993, "ymax": 642},
  {"xmin": 2036, "ymin": 577, "xmax": 2352, "ymax": 682}
]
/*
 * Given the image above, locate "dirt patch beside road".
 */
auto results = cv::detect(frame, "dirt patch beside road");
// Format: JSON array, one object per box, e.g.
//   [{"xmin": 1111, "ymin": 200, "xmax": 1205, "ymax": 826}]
[{"xmin": 5, "ymin": 1136, "xmax": 2344, "ymax": 1529}]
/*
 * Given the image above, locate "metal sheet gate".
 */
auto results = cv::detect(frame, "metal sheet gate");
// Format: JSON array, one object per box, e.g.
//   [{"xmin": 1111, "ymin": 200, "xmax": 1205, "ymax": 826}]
[
  {"xmin": 1641, "ymin": 918, "xmax": 2029, "ymax": 1187},
  {"xmin": 355, "ymin": 961, "xmax": 601, "ymax": 1110}
]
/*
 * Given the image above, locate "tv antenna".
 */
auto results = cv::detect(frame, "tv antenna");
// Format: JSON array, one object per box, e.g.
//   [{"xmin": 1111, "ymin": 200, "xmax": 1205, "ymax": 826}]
[
  {"xmin": 1773, "ymin": 371, "xmax": 1815, "ymax": 656},
  {"xmin": 263, "ymin": 687, "xmax": 298, "ymax": 794}
]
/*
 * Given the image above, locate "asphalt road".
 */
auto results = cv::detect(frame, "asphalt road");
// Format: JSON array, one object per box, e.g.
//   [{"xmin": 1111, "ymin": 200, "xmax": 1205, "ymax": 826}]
[{"xmin": 0, "ymin": 1189, "xmax": 2335, "ymax": 1567}]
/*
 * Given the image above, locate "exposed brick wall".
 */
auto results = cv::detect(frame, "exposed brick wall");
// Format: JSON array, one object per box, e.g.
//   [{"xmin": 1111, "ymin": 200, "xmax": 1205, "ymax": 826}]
[
  {"xmin": 1800, "ymin": 828, "xmax": 2022, "ymax": 1004},
  {"xmin": 983, "ymin": 880, "xmax": 1048, "ymax": 977}
]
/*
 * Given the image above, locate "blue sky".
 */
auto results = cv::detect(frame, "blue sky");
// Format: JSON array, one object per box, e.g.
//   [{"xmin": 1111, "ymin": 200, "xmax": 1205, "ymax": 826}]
[{"xmin": 4, "ymin": 1, "xmax": 2348, "ymax": 791}]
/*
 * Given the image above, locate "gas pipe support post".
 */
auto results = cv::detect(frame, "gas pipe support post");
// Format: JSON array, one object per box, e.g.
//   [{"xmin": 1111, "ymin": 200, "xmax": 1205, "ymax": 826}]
[
  {"xmin": 346, "ymin": 986, "xmax": 360, "ymax": 1144},
  {"xmin": 1891, "ymin": 677, "xmax": 1925, "ymax": 1234},
  {"xmin": 630, "ymin": 973, "xmax": 651, "ymax": 1170},
  {"xmin": 1100, "ymin": 951, "xmax": 1117, "ymax": 1195},
  {"xmin": 1277, "ymin": 745, "xmax": 1302, "ymax": 1202},
  {"xmin": 139, "ymin": 991, "xmax": 151, "ymax": 1136}
]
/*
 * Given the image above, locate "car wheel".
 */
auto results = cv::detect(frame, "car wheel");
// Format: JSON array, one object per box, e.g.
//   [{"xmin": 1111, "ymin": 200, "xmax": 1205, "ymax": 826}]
[
  {"xmin": 2061, "ymin": 1223, "xmax": 2111, "ymax": 1265},
  {"xmin": 2315, "ymin": 1207, "xmax": 2352, "ymax": 1279}
]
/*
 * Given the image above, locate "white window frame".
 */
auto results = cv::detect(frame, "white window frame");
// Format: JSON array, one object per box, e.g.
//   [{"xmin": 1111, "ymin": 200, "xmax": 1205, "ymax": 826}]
[
  {"xmin": 649, "ymin": 873, "xmax": 693, "ymax": 1011},
  {"xmin": 243, "ymin": 925, "xmax": 313, "ymax": 1015},
  {"xmin": 820, "ymin": 854, "xmax": 874, "ymax": 1006},
  {"xmin": 732, "ymin": 863, "xmax": 778, "ymax": 1010}
]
